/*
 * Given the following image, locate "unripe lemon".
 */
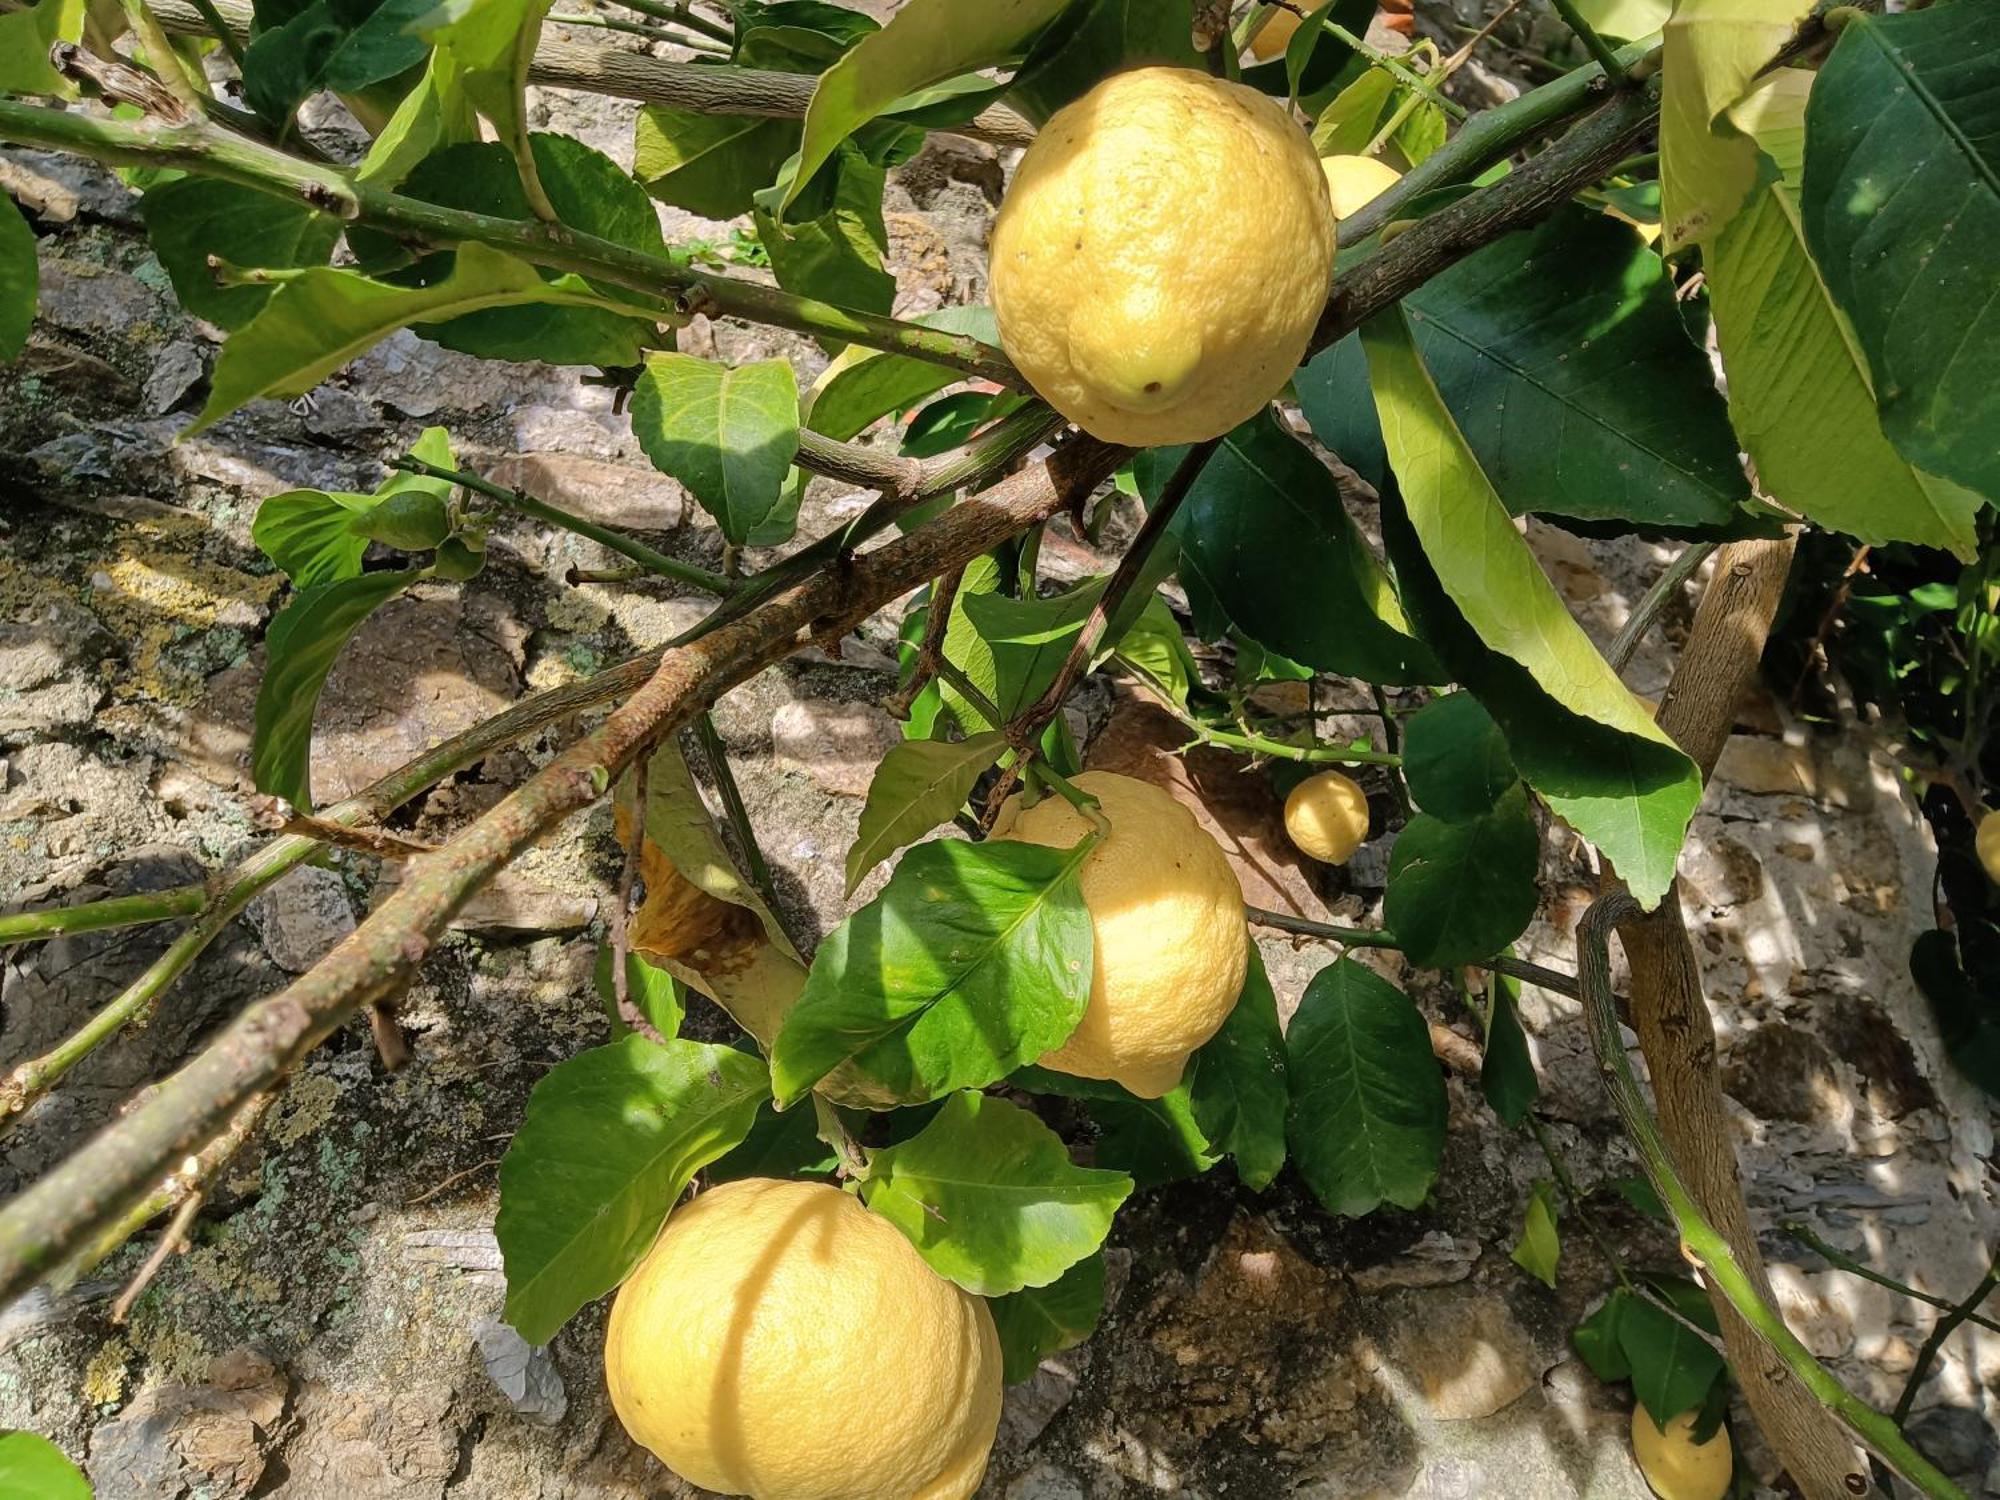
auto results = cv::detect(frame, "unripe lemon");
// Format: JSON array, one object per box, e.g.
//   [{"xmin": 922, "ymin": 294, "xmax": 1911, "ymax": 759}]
[
  {"xmin": 989, "ymin": 67, "xmax": 1336, "ymax": 447},
  {"xmin": 1978, "ymin": 809, "xmax": 2000, "ymax": 884},
  {"xmin": 996, "ymin": 771, "xmax": 1247, "ymax": 1097},
  {"xmin": 1630, "ymin": 1408, "xmax": 1732, "ymax": 1500},
  {"xmin": 1284, "ymin": 770, "xmax": 1370, "ymax": 864},
  {"xmin": 1248, "ymin": 5, "xmax": 1302, "ymax": 60},
  {"xmin": 1321, "ymin": 153, "xmax": 1402, "ymax": 220},
  {"xmin": 606, "ymin": 1178, "xmax": 1002, "ymax": 1499}
]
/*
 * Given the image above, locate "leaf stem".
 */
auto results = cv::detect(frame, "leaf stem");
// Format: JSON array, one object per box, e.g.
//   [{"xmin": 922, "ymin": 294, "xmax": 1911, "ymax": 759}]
[
  {"xmin": 1544, "ymin": 0, "xmax": 1629, "ymax": 86},
  {"xmin": 690, "ymin": 713, "xmax": 784, "ymax": 928},
  {"xmin": 1778, "ymin": 1223, "xmax": 2000, "ymax": 1337},
  {"xmin": 606, "ymin": 0, "xmax": 732, "ymax": 44},
  {"xmin": 1607, "ymin": 541, "xmax": 1716, "ymax": 674},
  {"xmin": 1894, "ymin": 1250, "xmax": 2000, "ymax": 1427},
  {"xmin": 0, "ymin": 886, "xmax": 209, "ymax": 945},
  {"xmin": 1324, "ymin": 23, "xmax": 1470, "ymax": 120},
  {"xmin": 183, "ymin": 0, "xmax": 245, "ymax": 67}
]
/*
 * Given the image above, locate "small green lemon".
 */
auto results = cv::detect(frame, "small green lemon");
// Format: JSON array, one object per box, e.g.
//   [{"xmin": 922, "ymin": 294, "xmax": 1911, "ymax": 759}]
[
  {"xmin": 1630, "ymin": 1408, "xmax": 1732, "ymax": 1500},
  {"xmin": 989, "ymin": 67, "xmax": 1335, "ymax": 447},
  {"xmin": 1284, "ymin": 770, "xmax": 1370, "ymax": 864}
]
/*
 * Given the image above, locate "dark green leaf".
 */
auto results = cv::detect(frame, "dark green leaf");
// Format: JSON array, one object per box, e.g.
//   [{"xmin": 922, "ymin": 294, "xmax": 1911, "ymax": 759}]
[
  {"xmin": 631, "ymin": 352, "xmax": 801, "ymax": 546},
  {"xmin": 634, "ymin": 107, "xmax": 796, "ymax": 219},
  {"xmin": 1286, "ymin": 957, "xmax": 1447, "ymax": 1217},
  {"xmin": 732, "ymin": 0, "xmax": 879, "ymax": 72},
  {"xmin": 253, "ymin": 568, "xmax": 423, "ymax": 809},
  {"xmin": 1187, "ymin": 945, "xmax": 1288, "ymax": 1191},
  {"xmin": 1137, "ymin": 408, "xmax": 1439, "ymax": 685},
  {"xmin": 1085, "ymin": 1085, "xmax": 1216, "ymax": 1189},
  {"xmin": 754, "ymin": 146, "xmax": 895, "ymax": 316},
  {"xmin": 1573, "ymin": 1288, "xmax": 1634, "ymax": 1382},
  {"xmin": 0, "ymin": 1431, "xmax": 90, "ymax": 1500},
  {"xmin": 846, "ymin": 731, "xmax": 1008, "ymax": 896},
  {"xmin": 806, "ymin": 304, "xmax": 997, "ymax": 442},
  {"xmin": 1911, "ymin": 928, "xmax": 2000, "ymax": 1099},
  {"xmin": 142, "ymin": 179, "xmax": 341, "ymax": 331},
  {"xmin": 770, "ymin": 835, "xmax": 1094, "ymax": 1106},
  {"xmin": 1479, "ymin": 967, "xmax": 1538, "ymax": 1128},
  {"xmin": 859, "ymin": 1091, "xmax": 1131, "ymax": 1296},
  {"xmin": 594, "ymin": 942, "xmax": 684, "ymax": 1039},
  {"xmin": 1510, "ymin": 1179, "xmax": 1560, "ymax": 1288},
  {"xmin": 241, "ymin": 0, "xmax": 433, "ymax": 123},
  {"xmin": 351, "ymin": 488, "xmax": 451, "ymax": 550},
  {"xmin": 0, "ymin": 192, "xmax": 37, "ymax": 361},
  {"xmin": 495, "ymin": 1035, "xmax": 768, "ymax": 1344},
  {"xmin": 1008, "ymin": 0, "xmax": 1198, "ymax": 123},
  {"xmin": 1281, "ymin": 0, "xmax": 1373, "ymax": 104},
  {"xmin": 1612, "ymin": 1175, "xmax": 1668, "ymax": 1221},
  {"xmin": 1402, "ymin": 693, "xmax": 1518, "ymax": 822},
  {"xmin": 1801, "ymin": 3, "xmax": 2000, "ymax": 498},
  {"xmin": 988, "ymin": 1251, "xmax": 1105, "ymax": 1384},
  {"xmin": 1618, "ymin": 1290, "xmax": 1726, "ymax": 1427},
  {"xmin": 1384, "ymin": 785, "xmax": 1540, "ymax": 969},
  {"xmin": 1294, "ymin": 333, "xmax": 1388, "ymax": 491}
]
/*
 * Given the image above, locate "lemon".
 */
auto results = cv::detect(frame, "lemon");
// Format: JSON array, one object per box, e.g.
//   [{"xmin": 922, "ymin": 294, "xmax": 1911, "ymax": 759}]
[
  {"xmin": 996, "ymin": 771, "xmax": 1248, "ymax": 1097},
  {"xmin": 1248, "ymin": 5, "xmax": 1302, "ymax": 60},
  {"xmin": 606, "ymin": 1178, "xmax": 1002, "ymax": 1500},
  {"xmin": 1630, "ymin": 1408, "xmax": 1732, "ymax": 1500},
  {"xmin": 1321, "ymin": 153, "xmax": 1402, "ymax": 220},
  {"xmin": 1284, "ymin": 770, "xmax": 1371, "ymax": 864},
  {"xmin": 1978, "ymin": 809, "xmax": 2000, "ymax": 884},
  {"xmin": 989, "ymin": 67, "xmax": 1336, "ymax": 446}
]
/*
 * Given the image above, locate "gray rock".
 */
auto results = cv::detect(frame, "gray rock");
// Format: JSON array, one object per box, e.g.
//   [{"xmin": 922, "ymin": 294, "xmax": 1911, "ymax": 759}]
[
  {"xmin": 488, "ymin": 452, "xmax": 686, "ymax": 533},
  {"xmin": 86, "ymin": 1347, "xmax": 289, "ymax": 1500},
  {"xmin": 141, "ymin": 341, "xmax": 208, "ymax": 416},
  {"xmin": 1001, "ymin": 1461, "xmax": 1088, "ymax": 1500},
  {"xmin": 245, "ymin": 865, "xmax": 357, "ymax": 974},
  {"xmin": 475, "ymin": 1316, "xmax": 569, "ymax": 1427}
]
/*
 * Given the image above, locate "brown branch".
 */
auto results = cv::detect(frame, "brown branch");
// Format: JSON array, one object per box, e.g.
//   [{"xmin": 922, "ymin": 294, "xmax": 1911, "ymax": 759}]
[
  {"xmin": 109, "ymin": 1191, "xmax": 203, "ymax": 1325},
  {"xmin": 247, "ymin": 795, "xmax": 438, "ymax": 860},
  {"xmin": 885, "ymin": 564, "xmax": 963, "ymax": 721}
]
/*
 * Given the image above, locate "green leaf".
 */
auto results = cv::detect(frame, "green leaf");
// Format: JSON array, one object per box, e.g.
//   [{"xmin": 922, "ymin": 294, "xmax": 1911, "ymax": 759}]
[
  {"xmin": 1286, "ymin": 957, "xmax": 1447, "ymax": 1218},
  {"xmin": 805, "ymin": 304, "xmax": 997, "ymax": 442},
  {"xmin": 418, "ymin": 0, "xmax": 557, "ymax": 206},
  {"xmin": 1361, "ymin": 310, "xmax": 1699, "ymax": 907},
  {"xmin": 1187, "ymin": 945, "xmax": 1288, "ymax": 1191},
  {"xmin": 0, "ymin": 193, "xmax": 36, "ymax": 361},
  {"xmin": 1708, "ymin": 76, "xmax": 1983, "ymax": 560},
  {"xmin": 1571, "ymin": 0, "xmax": 1668, "ymax": 42},
  {"xmin": 594, "ymin": 942, "xmax": 684, "ymax": 1039},
  {"xmin": 845, "ymin": 731, "xmax": 1008, "ymax": 896},
  {"xmin": 242, "ymin": 0, "xmax": 434, "ymax": 123},
  {"xmin": 1111, "ymin": 595, "xmax": 1199, "ymax": 708},
  {"xmin": 0, "ymin": 1431, "xmax": 90, "ymax": 1500},
  {"xmin": 858, "ymin": 1091, "xmax": 1131, "ymax": 1297},
  {"xmin": 771, "ymin": 835, "xmax": 1094, "ymax": 1106},
  {"xmin": 1136, "ymin": 408, "xmax": 1439, "ymax": 685},
  {"xmin": 1384, "ymin": 785, "xmax": 1539, "ymax": 969},
  {"xmin": 754, "ymin": 144, "xmax": 894, "ymax": 315},
  {"xmin": 1085, "ymin": 1084, "xmax": 1216, "ymax": 1189},
  {"xmin": 732, "ymin": 0, "xmax": 879, "ymax": 72},
  {"xmin": 1402, "ymin": 693, "xmax": 1518, "ymax": 822},
  {"xmin": 1800, "ymin": 3, "xmax": 2000, "ymax": 500},
  {"xmin": 706, "ymin": 1091, "xmax": 840, "ymax": 1183},
  {"xmin": 630, "ymin": 352, "xmax": 801, "ymax": 547},
  {"xmin": 937, "ymin": 556, "xmax": 1103, "ymax": 732},
  {"xmin": 0, "ymin": 0, "xmax": 84, "ymax": 98},
  {"xmin": 1910, "ymin": 929, "xmax": 2000, "ymax": 1099},
  {"xmin": 252, "ymin": 569, "xmax": 423, "ymax": 808},
  {"xmin": 988, "ymin": 1251, "xmax": 1105, "ymax": 1384},
  {"xmin": 635, "ymin": 108, "xmax": 796, "ymax": 220},
  {"xmin": 1281, "ymin": 0, "xmax": 1372, "ymax": 105},
  {"xmin": 1510, "ymin": 1179, "xmax": 1561, "ymax": 1289},
  {"xmin": 1294, "ymin": 333, "xmax": 1389, "ymax": 491},
  {"xmin": 1658, "ymin": 0, "xmax": 1812, "ymax": 248},
  {"xmin": 356, "ymin": 48, "xmax": 480, "ymax": 188},
  {"xmin": 194, "ymin": 242, "xmax": 660, "ymax": 432},
  {"xmin": 252, "ymin": 427, "xmax": 456, "ymax": 585},
  {"xmin": 1573, "ymin": 1288, "xmax": 1634, "ymax": 1381},
  {"xmin": 1006, "ymin": 0, "xmax": 1199, "ymax": 123},
  {"xmin": 495, "ymin": 1035, "xmax": 768, "ymax": 1345},
  {"xmin": 788, "ymin": 0, "xmax": 1068, "ymax": 206},
  {"xmin": 1619, "ymin": 1290, "xmax": 1727, "ymax": 1427},
  {"xmin": 1479, "ymin": 967, "xmax": 1538, "ymax": 1128},
  {"xmin": 141, "ymin": 179, "xmax": 341, "ymax": 331},
  {"xmin": 1310, "ymin": 64, "xmax": 1399, "ymax": 156}
]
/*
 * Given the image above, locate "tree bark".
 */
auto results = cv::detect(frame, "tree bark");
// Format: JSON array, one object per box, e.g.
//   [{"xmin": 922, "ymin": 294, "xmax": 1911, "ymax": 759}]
[{"xmin": 1605, "ymin": 535, "xmax": 1870, "ymax": 1500}]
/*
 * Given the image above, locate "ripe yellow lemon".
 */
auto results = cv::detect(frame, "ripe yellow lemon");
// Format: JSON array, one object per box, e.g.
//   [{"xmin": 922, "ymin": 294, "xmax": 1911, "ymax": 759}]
[
  {"xmin": 606, "ymin": 1178, "xmax": 1002, "ymax": 1500},
  {"xmin": 1321, "ymin": 153, "xmax": 1402, "ymax": 220},
  {"xmin": 1978, "ymin": 809, "xmax": 2000, "ymax": 884},
  {"xmin": 1630, "ymin": 1408, "xmax": 1732, "ymax": 1500},
  {"xmin": 1248, "ymin": 5, "xmax": 1302, "ymax": 60},
  {"xmin": 996, "ymin": 771, "xmax": 1248, "ymax": 1097},
  {"xmin": 988, "ymin": 67, "xmax": 1336, "ymax": 447},
  {"xmin": 1284, "ymin": 770, "xmax": 1371, "ymax": 864}
]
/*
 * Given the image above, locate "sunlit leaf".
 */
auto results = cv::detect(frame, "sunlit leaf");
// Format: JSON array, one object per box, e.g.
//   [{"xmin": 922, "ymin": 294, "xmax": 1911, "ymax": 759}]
[
  {"xmin": 1510, "ymin": 1179, "xmax": 1560, "ymax": 1288},
  {"xmin": 0, "ymin": 0, "xmax": 85, "ymax": 98},
  {"xmin": 594, "ymin": 942, "xmax": 684, "ymax": 1039},
  {"xmin": 845, "ymin": 731, "xmax": 1008, "ymax": 896},
  {"xmin": 631, "ymin": 352, "xmax": 801, "ymax": 547},
  {"xmin": 635, "ymin": 107, "xmax": 796, "ymax": 219},
  {"xmin": 0, "ymin": 1430, "xmax": 90, "ymax": 1500}
]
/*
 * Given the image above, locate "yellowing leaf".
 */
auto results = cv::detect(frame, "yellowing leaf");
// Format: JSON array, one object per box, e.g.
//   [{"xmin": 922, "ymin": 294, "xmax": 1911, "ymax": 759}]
[{"xmin": 1658, "ymin": 0, "xmax": 1811, "ymax": 248}]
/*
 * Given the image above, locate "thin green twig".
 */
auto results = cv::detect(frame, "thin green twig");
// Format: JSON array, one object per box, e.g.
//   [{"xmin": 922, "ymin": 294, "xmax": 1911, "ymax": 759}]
[
  {"xmin": 1780, "ymin": 1223, "xmax": 2000, "ymax": 1337},
  {"xmin": 1545, "ymin": 0, "xmax": 1629, "ymax": 85},
  {"xmin": 1894, "ymin": 1250, "xmax": 2000, "ymax": 1427},
  {"xmin": 0, "ymin": 886, "xmax": 208, "ymax": 945}
]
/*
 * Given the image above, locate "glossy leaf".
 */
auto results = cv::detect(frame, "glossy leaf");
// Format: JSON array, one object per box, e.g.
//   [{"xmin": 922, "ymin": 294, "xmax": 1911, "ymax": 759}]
[
  {"xmin": 1510, "ymin": 1179, "xmax": 1560, "ymax": 1288},
  {"xmin": 805, "ymin": 304, "xmax": 997, "ymax": 442},
  {"xmin": 1294, "ymin": 334, "xmax": 1388, "ymax": 491},
  {"xmin": 1010, "ymin": 1064, "xmax": 1215, "ymax": 1187},
  {"xmin": 1708, "ymin": 74, "xmax": 1982, "ymax": 560},
  {"xmin": 630, "ymin": 352, "xmax": 801, "ymax": 546},
  {"xmin": 1573, "ymin": 0, "xmax": 1667, "ymax": 42},
  {"xmin": 1384, "ymin": 785, "xmax": 1539, "ymax": 969},
  {"xmin": 355, "ymin": 49, "xmax": 480, "ymax": 188},
  {"xmin": 770, "ymin": 835, "xmax": 1094, "ymax": 1106},
  {"xmin": 0, "ymin": 0, "xmax": 85, "ymax": 97},
  {"xmin": 1658, "ymin": 0, "xmax": 1812, "ymax": 248},
  {"xmin": 1310, "ymin": 64, "xmax": 1398, "ymax": 156},
  {"xmin": 1286, "ymin": 958, "xmax": 1446, "ymax": 1218},
  {"xmin": 988, "ymin": 1251, "xmax": 1105, "ymax": 1384},
  {"xmin": 1362, "ymin": 310, "xmax": 1699, "ymax": 907},
  {"xmin": 142, "ymin": 179, "xmax": 342, "ymax": 331},
  {"xmin": 1801, "ymin": 3, "xmax": 2000, "ymax": 499},
  {"xmin": 1187, "ymin": 946, "xmax": 1288, "ymax": 1191},
  {"xmin": 495, "ymin": 1035, "xmax": 768, "ymax": 1344},
  {"xmin": 419, "ymin": 0, "xmax": 557, "ymax": 205},
  {"xmin": 1401, "ymin": 692, "xmax": 1518, "ymax": 822},
  {"xmin": 939, "ymin": 556, "xmax": 1102, "ymax": 731},
  {"xmin": 1282, "ymin": 0, "xmax": 1372, "ymax": 105},
  {"xmin": 252, "ymin": 569, "xmax": 423, "ymax": 808},
  {"xmin": 1137, "ymin": 408, "xmax": 1439, "ymax": 685},
  {"xmin": 1619, "ymin": 1290, "xmax": 1726, "ymax": 1426},
  {"xmin": 635, "ymin": 107, "xmax": 796, "ymax": 219},
  {"xmin": 194, "ymin": 243, "xmax": 659, "ymax": 432},
  {"xmin": 755, "ymin": 145, "xmax": 895, "ymax": 315},
  {"xmin": 845, "ymin": 731, "xmax": 1008, "ymax": 896},
  {"xmin": 706, "ymin": 1091, "xmax": 840, "ymax": 1183},
  {"xmin": 594, "ymin": 942, "xmax": 684, "ymax": 1039},
  {"xmin": 0, "ymin": 193, "xmax": 35, "ymax": 361},
  {"xmin": 1007, "ymin": 0, "xmax": 1199, "ymax": 123},
  {"xmin": 859, "ymin": 1091, "xmax": 1131, "ymax": 1297},
  {"xmin": 252, "ymin": 428, "xmax": 455, "ymax": 585},
  {"xmin": 0, "ymin": 1431, "xmax": 90, "ymax": 1500},
  {"xmin": 242, "ymin": 0, "xmax": 434, "ymax": 123},
  {"xmin": 789, "ymin": 0, "xmax": 1067, "ymax": 205},
  {"xmin": 1479, "ymin": 967, "xmax": 1539, "ymax": 1128},
  {"xmin": 1111, "ymin": 595, "xmax": 1199, "ymax": 708}
]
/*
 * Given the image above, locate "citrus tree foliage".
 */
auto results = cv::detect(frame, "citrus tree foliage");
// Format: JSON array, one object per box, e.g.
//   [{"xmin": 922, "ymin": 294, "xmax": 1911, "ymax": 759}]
[{"xmin": 1, "ymin": 0, "xmax": 1995, "ymax": 1453}]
